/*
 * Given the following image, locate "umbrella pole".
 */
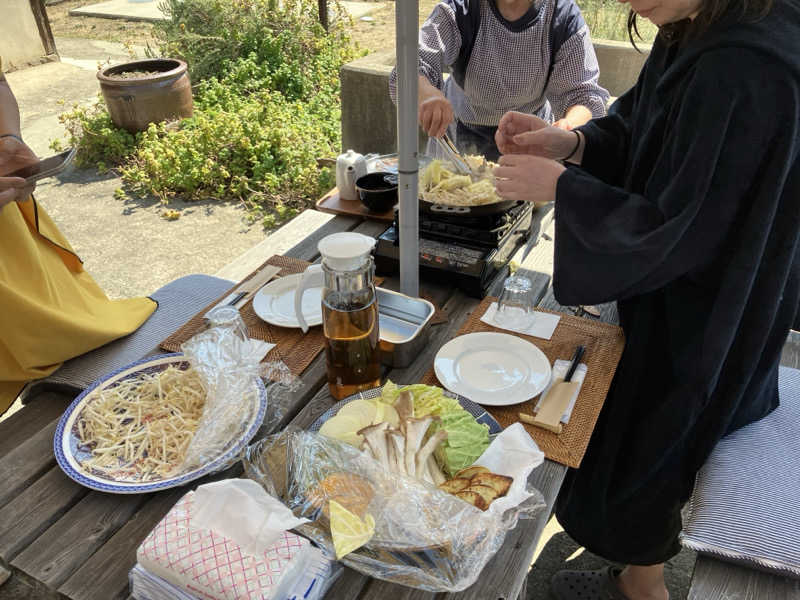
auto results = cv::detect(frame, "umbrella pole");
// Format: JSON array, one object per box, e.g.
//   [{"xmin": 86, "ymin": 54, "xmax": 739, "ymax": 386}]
[{"xmin": 396, "ymin": 0, "xmax": 420, "ymax": 298}]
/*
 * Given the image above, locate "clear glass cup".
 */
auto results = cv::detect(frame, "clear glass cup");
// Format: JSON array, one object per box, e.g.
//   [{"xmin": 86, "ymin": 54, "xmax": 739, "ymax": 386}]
[
  {"xmin": 206, "ymin": 305, "xmax": 250, "ymax": 341},
  {"xmin": 494, "ymin": 274, "xmax": 535, "ymax": 330}
]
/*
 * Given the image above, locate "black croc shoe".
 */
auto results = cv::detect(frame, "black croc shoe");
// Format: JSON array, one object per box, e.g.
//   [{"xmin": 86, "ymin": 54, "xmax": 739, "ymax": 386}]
[{"xmin": 550, "ymin": 567, "xmax": 632, "ymax": 600}]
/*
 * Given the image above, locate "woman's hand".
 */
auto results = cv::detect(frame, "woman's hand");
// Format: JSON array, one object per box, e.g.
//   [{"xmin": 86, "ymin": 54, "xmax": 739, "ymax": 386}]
[
  {"xmin": 417, "ymin": 75, "xmax": 454, "ymax": 138},
  {"xmin": 0, "ymin": 135, "xmax": 38, "ymax": 176},
  {"xmin": 496, "ymin": 110, "xmax": 582, "ymax": 161},
  {"xmin": 0, "ymin": 136, "xmax": 38, "ymax": 209},
  {"xmin": 493, "ymin": 154, "xmax": 565, "ymax": 204},
  {"xmin": 0, "ymin": 175, "xmax": 32, "ymax": 209},
  {"xmin": 419, "ymin": 92, "xmax": 454, "ymax": 138}
]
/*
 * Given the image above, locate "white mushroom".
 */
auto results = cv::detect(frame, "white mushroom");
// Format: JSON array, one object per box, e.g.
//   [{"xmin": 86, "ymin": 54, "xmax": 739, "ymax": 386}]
[
  {"xmin": 358, "ymin": 422, "xmax": 391, "ymax": 471},
  {"xmin": 386, "ymin": 428, "xmax": 407, "ymax": 474},
  {"xmin": 394, "ymin": 391, "xmax": 414, "ymax": 432},
  {"xmin": 403, "ymin": 416, "xmax": 433, "ymax": 477},
  {"xmin": 415, "ymin": 429, "xmax": 448, "ymax": 483},
  {"xmin": 426, "ymin": 454, "xmax": 447, "ymax": 486}
]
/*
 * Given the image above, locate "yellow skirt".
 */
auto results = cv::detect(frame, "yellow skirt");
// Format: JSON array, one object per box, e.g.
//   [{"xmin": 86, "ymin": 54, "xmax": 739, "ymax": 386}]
[{"xmin": 0, "ymin": 198, "xmax": 156, "ymax": 414}]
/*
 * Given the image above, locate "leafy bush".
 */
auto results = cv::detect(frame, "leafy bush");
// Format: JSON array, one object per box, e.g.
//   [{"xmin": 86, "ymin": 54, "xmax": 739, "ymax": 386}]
[
  {"xmin": 54, "ymin": 0, "xmax": 361, "ymax": 225},
  {"xmin": 576, "ymin": 0, "xmax": 658, "ymax": 43}
]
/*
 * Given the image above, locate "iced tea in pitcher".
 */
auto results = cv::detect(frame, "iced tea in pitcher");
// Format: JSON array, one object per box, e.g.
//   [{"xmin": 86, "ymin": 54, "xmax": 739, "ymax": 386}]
[
  {"xmin": 323, "ymin": 291, "xmax": 381, "ymax": 399},
  {"xmin": 293, "ymin": 232, "xmax": 382, "ymax": 400}
]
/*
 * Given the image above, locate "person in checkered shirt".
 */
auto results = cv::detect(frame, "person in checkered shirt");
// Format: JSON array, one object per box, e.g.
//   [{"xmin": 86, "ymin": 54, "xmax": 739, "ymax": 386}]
[{"xmin": 389, "ymin": 0, "xmax": 609, "ymax": 161}]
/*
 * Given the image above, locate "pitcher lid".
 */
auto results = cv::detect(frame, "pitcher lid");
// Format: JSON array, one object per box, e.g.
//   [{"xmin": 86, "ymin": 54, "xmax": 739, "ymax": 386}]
[{"xmin": 318, "ymin": 232, "xmax": 375, "ymax": 271}]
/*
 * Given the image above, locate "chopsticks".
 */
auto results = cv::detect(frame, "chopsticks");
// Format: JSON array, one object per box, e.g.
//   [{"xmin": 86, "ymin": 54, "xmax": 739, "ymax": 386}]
[
  {"xmin": 563, "ymin": 345, "xmax": 585, "ymax": 383},
  {"xmin": 203, "ymin": 264, "xmax": 282, "ymax": 319},
  {"xmin": 232, "ymin": 265, "xmax": 281, "ymax": 308}
]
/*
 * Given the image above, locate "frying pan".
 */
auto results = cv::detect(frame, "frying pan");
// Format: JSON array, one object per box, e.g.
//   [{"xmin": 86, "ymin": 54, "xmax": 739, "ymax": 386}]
[{"xmin": 367, "ymin": 153, "xmax": 517, "ymax": 216}]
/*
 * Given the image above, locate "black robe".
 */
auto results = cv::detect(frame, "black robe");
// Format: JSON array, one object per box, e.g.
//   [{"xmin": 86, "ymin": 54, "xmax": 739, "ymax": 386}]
[{"xmin": 552, "ymin": 1, "xmax": 800, "ymax": 564}]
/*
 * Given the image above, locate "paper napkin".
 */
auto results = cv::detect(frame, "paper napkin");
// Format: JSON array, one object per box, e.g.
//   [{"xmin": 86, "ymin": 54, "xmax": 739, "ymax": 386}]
[
  {"xmin": 533, "ymin": 359, "xmax": 587, "ymax": 424},
  {"xmin": 193, "ymin": 479, "xmax": 310, "ymax": 558},
  {"xmin": 474, "ymin": 423, "xmax": 545, "ymax": 518},
  {"xmin": 137, "ymin": 486, "xmax": 317, "ymax": 600},
  {"xmin": 481, "ymin": 302, "xmax": 561, "ymax": 340}
]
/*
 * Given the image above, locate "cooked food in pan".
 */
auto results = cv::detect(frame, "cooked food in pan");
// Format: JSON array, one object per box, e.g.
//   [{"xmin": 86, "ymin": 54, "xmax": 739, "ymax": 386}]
[{"xmin": 421, "ymin": 157, "xmax": 503, "ymax": 206}]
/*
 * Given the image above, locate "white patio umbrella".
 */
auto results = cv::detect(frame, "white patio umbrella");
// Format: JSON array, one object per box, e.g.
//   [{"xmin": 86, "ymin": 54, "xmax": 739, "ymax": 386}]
[{"xmin": 395, "ymin": 0, "xmax": 420, "ymax": 297}]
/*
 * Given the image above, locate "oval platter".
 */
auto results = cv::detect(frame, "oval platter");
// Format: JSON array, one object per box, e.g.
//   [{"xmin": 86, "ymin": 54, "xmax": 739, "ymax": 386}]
[{"xmin": 54, "ymin": 353, "xmax": 267, "ymax": 494}]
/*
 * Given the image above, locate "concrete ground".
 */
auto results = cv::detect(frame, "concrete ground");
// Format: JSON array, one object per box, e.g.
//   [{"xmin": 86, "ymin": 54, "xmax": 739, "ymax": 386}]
[
  {"xmin": 2, "ymin": 36, "xmax": 697, "ymax": 600},
  {"xmin": 6, "ymin": 37, "xmax": 267, "ymax": 301}
]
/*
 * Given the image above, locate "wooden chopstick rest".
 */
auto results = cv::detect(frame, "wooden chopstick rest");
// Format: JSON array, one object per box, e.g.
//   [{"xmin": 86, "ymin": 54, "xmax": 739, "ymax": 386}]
[{"xmin": 519, "ymin": 378, "xmax": 581, "ymax": 434}]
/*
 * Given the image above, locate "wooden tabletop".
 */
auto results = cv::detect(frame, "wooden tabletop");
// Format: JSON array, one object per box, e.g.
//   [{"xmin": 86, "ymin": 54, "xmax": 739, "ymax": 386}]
[{"xmin": 0, "ymin": 205, "xmax": 593, "ymax": 600}]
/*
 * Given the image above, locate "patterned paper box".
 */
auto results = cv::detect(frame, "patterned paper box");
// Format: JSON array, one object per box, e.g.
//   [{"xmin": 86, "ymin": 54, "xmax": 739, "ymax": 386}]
[{"xmin": 137, "ymin": 491, "xmax": 311, "ymax": 600}]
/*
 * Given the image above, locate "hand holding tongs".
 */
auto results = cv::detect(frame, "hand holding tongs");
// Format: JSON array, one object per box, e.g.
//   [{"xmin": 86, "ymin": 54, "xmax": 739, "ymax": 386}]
[{"xmin": 433, "ymin": 134, "xmax": 477, "ymax": 180}]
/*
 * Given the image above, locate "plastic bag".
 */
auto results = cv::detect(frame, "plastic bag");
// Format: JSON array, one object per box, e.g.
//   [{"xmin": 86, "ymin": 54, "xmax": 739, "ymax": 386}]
[
  {"xmin": 259, "ymin": 360, "xmax": 305, "ymax": 433},
  {"xmin": 242, "ymin": 428, "xmax": 546, "ymax": 592},
  {"xmin": 177, "ymin": 306, "xmax": 268, "ymax": 473}
]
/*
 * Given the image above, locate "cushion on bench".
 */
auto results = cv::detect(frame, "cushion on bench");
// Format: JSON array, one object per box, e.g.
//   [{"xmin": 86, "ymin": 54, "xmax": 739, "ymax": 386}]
[
  {"xmin": 680, "ymin": 366, "xmax": 800, "ymax": 579},
  {"xmin": 21, "ymin": 274, "xmax": 233, "ymax": 398}
]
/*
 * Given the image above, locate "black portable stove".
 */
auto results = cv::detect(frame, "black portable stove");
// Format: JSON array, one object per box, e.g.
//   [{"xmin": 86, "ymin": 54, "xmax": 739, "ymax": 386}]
[{"xmin": 373, "ymin": 202, "xmax": 534, "ymax": 298}]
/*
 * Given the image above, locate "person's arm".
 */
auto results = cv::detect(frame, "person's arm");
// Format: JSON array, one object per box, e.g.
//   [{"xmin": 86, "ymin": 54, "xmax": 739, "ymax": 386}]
[
  {"xmin": 389, "ymin": 1, "xmax": 461, "ymax": 136},
  {"xmin": 551, "ymin": 50, "xmax": 794, "ymax": 307},
  {"xmin": 0, "ymin": 72, "xmax": 22, "ymax": 139},
  {"xmin": 0, "ymin": 72, "xmax": 37, "ymax": 209},
  {"xmin": 546, "ymin": 24, "xmax": 610, "ymax": 128}
]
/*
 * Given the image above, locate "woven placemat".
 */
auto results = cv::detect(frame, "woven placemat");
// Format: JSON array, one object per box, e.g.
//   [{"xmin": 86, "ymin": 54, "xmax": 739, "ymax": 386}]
[
  {"xmin": 160, "ymin": 255, "xmax": 325, "ymax": 377},
  {"xmin": 420, "ymin": 297, "xmax": 625, "ymax": 468}
]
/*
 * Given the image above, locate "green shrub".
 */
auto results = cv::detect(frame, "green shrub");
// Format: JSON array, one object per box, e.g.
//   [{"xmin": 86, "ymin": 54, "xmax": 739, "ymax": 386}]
[
  {"xmin": 54, "ymin": 0, "xmax": 360, "ymax": 225},
  {"xmin": 54, "ymin": 97, "xmax": 138, "ymax": 170},
  {"xmin": 577, "ymin": 0, "xmax": 658, "ymax": 43}
]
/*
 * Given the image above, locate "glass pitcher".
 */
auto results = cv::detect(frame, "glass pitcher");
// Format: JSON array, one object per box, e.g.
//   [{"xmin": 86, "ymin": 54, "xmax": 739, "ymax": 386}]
[{"xmin": 294, "ymin": 233, "xmax": 381, "ymax": 400}]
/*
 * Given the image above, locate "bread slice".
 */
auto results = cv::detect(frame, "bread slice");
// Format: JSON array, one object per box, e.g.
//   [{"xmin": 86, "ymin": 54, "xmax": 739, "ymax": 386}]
[
  {"xmin": 465, "ymin": 484, "xmax": 498, "ymax": 506},
  {"xmin": 453, "ymin": 465, "xmax": 490, "ymax": 480},
  {"xmin": 471, "ymin": 472, "xmax": 513, "ymax": 496},
  {"xmin": 438, "ymin": 477, "xmax": 471, "ymax": 494},
  {"xmin": 455, "ymin": 490, "xmax": 489, "ymax": 511}
]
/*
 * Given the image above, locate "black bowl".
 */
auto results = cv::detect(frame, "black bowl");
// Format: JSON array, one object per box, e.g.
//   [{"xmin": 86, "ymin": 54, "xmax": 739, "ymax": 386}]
[{"xmin": 356, "ymin": 172, "xmax": 398, "ymax": 213}]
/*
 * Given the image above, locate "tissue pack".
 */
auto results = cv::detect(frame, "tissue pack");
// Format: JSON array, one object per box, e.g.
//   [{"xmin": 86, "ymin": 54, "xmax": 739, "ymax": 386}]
[{"xmin": 137, "ymin": 491, "xmax": 315, "ymax": 600}]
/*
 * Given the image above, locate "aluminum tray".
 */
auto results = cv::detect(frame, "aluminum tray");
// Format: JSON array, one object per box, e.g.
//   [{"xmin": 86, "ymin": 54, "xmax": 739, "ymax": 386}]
[{"xmin": 377, "ymin": 288, "xmax": 435, "ymax": 367}]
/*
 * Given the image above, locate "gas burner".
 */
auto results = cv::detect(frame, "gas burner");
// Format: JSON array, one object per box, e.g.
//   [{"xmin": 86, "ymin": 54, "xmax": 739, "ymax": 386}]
[{"xmin": 374, "ymin": 202, "xmax": 534, "ymax": 298}]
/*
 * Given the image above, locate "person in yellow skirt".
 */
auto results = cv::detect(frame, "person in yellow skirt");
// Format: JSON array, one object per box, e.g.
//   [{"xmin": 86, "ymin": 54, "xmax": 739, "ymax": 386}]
[{"xmin": 0, "ymin": 59, "xmax": 156, "ymax": 415}]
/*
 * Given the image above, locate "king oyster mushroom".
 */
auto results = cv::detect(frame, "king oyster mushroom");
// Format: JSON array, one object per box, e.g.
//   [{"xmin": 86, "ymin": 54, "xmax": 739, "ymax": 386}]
[{"xmin": 357, "ymin": 422, "xmax": 391, "ymax": 471}]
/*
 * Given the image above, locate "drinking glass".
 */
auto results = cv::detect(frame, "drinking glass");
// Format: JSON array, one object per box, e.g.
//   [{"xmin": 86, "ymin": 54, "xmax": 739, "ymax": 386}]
[{"xmin": 495, "ymin": 274, "xmax": 535, "ymax": 330}]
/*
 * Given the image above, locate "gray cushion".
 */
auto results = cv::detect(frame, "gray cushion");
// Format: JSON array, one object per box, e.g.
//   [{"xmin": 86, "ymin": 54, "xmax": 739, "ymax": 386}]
[
  {"xmin": 21, "ymin": 274, "xmax": 232, "ymax": 399},
  {"xmin": 680, "ymin": 366, "xmax": 800, "ymax": 579}
]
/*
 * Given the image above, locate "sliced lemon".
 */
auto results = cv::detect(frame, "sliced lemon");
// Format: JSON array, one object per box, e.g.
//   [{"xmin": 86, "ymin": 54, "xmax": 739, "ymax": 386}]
[{"xmin": 329, "ymin": 500, "xmax": 375, "ymax": 559}]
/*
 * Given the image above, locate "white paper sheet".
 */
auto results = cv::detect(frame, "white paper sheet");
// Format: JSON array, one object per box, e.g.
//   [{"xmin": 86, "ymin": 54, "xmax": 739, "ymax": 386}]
[
  {"xmin": 474, "ymin": 423, "xmax": 545, "ymax": 518},
  {"xmin": 481, "ymin": 302, "xmax": 561, "ymax": 340},
  {"xmin": 193, "ymin": 479, "xmax": 310, "ymax": 558}
]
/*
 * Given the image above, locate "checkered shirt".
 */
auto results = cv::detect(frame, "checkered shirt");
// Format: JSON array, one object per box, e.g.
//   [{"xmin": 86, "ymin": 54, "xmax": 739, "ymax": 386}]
[{"xmin": 390, "ymin": 0, "xmax": 609, "ymax": 126}]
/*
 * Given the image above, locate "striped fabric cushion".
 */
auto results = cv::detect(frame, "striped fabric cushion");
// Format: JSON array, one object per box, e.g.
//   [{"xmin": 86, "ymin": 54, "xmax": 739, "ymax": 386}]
[
  {"xmin": 680, "ymin": 366, "xmax": 800, "ymax": 578},
  {"xmin": 25, "ymin": 274, "xmax": 232, "ymax": 395}
]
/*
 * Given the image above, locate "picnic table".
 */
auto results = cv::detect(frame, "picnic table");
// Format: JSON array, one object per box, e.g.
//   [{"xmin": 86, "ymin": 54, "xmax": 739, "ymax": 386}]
[
  {"xmin": 2, "ymin": 205, "xmax": 795, "ymax": 600},
  {"xmin": 0, "ymin": 206, "xmax": 568, "ymax": 600}
]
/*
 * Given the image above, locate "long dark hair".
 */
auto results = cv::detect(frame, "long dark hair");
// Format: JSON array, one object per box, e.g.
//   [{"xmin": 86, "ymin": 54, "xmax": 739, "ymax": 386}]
[{"xmin": 628, "ymin": 0, "xmax": 774, "ymax": 48}]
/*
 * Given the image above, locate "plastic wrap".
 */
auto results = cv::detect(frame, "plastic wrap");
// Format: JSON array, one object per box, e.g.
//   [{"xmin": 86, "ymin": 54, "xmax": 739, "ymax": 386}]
[
  {"xmin": 242, "ymin": 428, "xmax": 546, "ymax": 592},
  {"xmin": 260, "ymin": 360, "xmax": 305, "ymax": 432},
  {"xmin": 177, "ymin": 306, "xmax": 268, "ymax": 473}
]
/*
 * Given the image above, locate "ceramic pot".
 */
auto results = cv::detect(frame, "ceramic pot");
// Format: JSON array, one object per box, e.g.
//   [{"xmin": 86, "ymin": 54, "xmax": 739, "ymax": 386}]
[{"xmin": 97, "ymin": 58, "xmax": 193, "ymax": 133}]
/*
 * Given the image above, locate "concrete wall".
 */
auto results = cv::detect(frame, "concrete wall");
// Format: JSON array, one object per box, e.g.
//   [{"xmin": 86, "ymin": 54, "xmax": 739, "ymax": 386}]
[
  {"xmin": 0, "ymin": 0, "xmax": 51, "ymax": 71},
  {"xmin": 340, "ymin": 39, "xmax": 651, "ymax": 155}
]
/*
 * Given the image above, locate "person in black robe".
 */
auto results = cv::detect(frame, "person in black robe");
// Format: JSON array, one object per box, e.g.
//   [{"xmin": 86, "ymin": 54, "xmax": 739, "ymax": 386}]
[{"xmin": 492, "ymin": 0, "xmax": 800, "ymax": 598}]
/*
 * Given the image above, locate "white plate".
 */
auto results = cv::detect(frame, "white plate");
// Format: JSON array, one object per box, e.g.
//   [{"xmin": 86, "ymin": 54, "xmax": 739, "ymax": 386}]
[
  {"xmin": 54, "ymin": 353, "xmax": 267, "ymax": 494},
  {"xmin": 251, "ymin": 272, "xmax": 323, "ymax": 328},
  {"xmin": 434, "ymin": 332, "xmax": 552, "ymax": 406}
]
